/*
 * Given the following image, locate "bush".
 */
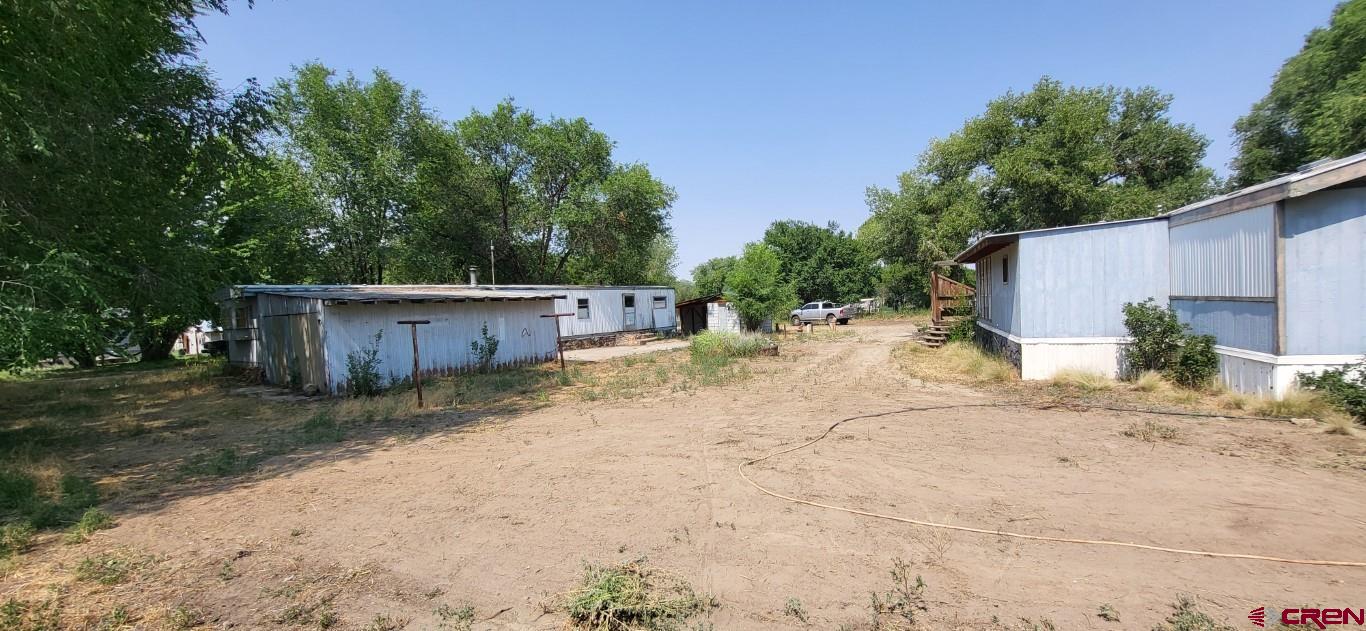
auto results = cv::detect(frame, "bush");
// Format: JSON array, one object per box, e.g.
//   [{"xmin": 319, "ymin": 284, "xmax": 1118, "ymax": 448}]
[
  {"xmin": 1122, "ymin": 299, "xmax": 1184, "ymax": 373},
  {"xmin": 947, "ymin": 317, "xmax": 975, "ymax": 342},
  {"xmin": 1122, "ymin": 299, "xmax": 1218, "ymax": 388},
  {"xmin": 1298, "ymin": 358, "xmax": 1366, "ymax": 422},
  {"xmin": 470, "ymin": 322, "xmax": 499, "ymax": 373},
  {"xmin": 346, "ymin": 331, "xmax": 386, "ymax": 397},
  {"xmin": 1168, "ymin": 334, "xmax": 1218, "ymax": 388}
]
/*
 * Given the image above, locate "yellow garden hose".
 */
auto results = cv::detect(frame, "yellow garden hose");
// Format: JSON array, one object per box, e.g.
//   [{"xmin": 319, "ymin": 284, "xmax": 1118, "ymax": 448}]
[{"xmin": 738, "ymin": 403, "xmax": 1366, "ymax": 568}]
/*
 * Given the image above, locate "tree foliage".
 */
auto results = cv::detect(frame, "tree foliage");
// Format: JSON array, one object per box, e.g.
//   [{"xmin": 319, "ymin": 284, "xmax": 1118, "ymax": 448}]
[
  {"xmin": 229, "ymin": 83, "xmax": 679, "ymax": 287},
  {"xmin": 690, "ymin": 257, "xmax": 737, "ymax": 297},
  {"xmin": 0, "ymin": 0, "xmax": 269, "ymax": 368},
  {"xmin": 861, "ymin": 77, "xmax": 1215, "ymax": 306},
  {"xmin": 723, "ymin": 244, "xmax": 796, "ymax": 331},
  {"xmin": 1232, "ymin": 0, "xmax": 1366, "ymax": 186},
  {"xmin": 761, "ymin": 220, "xmax": 875, "ymax": 304}
]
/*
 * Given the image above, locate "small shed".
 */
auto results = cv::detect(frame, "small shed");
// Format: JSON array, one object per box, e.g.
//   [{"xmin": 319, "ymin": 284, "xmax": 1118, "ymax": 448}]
[
  {"xmin": 215, "ymin": 285, "xmax": 564, "ymax": 394},
  {"xmin": 675, "ymin": 294, "xmax": 772, "ymax": 334}
]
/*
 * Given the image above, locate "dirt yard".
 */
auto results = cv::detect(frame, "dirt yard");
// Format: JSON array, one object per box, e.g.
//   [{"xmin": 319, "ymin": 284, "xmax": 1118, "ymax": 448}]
[{"xmin": 4, "ymin": 321, "xmax": 1365, "ymax": 630}]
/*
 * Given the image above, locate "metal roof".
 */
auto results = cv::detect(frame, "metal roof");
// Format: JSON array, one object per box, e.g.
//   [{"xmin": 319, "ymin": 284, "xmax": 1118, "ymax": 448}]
[
  {"xmin": 481, "ymin": 284, "xmax": 674, "ymax": 290},
  {"xmin": 953, "ymin": 217, "xmax": 1163, "ymax": 263},
  {"xmin": 220, "ymin": 285, "xmax": 564, "ymax": 303},
  {"xmin": 674, "ymin": 294, "xmax": 725, "ymax": 308},
  {"xmin": 1164, "ymin": 151, "xmax": 1366, "ymax": 225}
]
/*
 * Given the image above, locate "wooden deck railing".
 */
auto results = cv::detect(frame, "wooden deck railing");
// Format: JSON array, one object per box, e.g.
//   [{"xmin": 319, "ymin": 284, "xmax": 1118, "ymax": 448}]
[{"xmin": 929, "ymin": 270, "xmax": 975, "ymax": 325}]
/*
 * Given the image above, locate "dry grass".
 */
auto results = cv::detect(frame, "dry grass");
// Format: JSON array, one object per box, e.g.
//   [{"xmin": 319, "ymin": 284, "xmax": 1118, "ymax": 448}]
[
  {"xmin": 1251, "ymin": 389, "xmax": 1335, "ymax": 420},
  {"xmin": 897, "ymin": 341, "xmax": 1017, "ymax": 384},
  {"xmin": 1131, "ymin": 371, "xmax": 1172, "ymax": 394},
  {"xmin": 1050, "ymin": 369, "xmax": 1115, "ymax": 392},
  {"xmin": 1321, "ymin": 412, "xmax": 1360, "ymax": 436},
  {"xmin": 1121, "ymin": 420, "xmax": 1180, "ymax": 442}
]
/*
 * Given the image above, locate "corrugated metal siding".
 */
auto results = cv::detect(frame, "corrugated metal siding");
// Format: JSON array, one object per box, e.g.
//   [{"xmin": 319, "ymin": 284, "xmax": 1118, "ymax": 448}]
[
  {"xmin": 321, "ymin": 300, "xmax": 558, "ymax": 393},
  {"xmin": 1019, "ymin": 220, "xmax": 1169, "ymax": 338},
  {"xmin": 703, "ymin": 302, "xmax": 771, "ymax": 333},
  {"xmin": 1169, "ymin": 203, "xmax": 1274, "ymax": 298},
  {"xmin": 259, "ymin": 312, "xmax": 328, "ymax": 388},
  {"xmin": 556, "ymin": 288, "xmax": 676, "ymax": 338},
  {"xmin": 1171, "ymin": 299, "xmax": 1275, "ymax": 353},
  {"xmin": 976, "ymin": 244, "xmax": 1020, "ymax": 336},
  {"xmin": 1284, "ymin": 188, "xmax": 1366, "ymax": 355}
]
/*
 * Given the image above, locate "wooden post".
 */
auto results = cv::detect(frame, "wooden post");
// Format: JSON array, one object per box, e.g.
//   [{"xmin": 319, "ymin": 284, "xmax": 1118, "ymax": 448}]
[
  {"xmin": 397, "ymin": 320, "xmax": 430, "ymax": 408},
  {"xmin": 541, "ymin": 313, "xmax": 574, "ymax": 372}
]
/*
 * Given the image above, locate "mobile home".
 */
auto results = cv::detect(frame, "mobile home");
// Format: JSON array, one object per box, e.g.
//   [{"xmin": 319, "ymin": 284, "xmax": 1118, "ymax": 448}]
[
  {"xmin": 215, "ymin": 285, "xmax": 564, "ymax": 394},
  {"xmin": 954, "ymin": 217, "xmax": 1170, "ymax": 379},
  {"xmin": 954, "ymin": 152, "xmax": 1366, "ymax": 397}
]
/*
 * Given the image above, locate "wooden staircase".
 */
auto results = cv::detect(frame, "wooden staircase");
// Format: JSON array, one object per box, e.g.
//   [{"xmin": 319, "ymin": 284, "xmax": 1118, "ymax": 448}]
[{"xmin": 919, "ymin": 270, "xmax": 976, "ymax": 348}]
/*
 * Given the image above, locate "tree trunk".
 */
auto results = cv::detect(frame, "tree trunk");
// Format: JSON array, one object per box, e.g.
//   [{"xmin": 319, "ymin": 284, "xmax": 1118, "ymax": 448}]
[{"xmin": 138, "ymin": 324, "xmax": 182, "ymax": 363}]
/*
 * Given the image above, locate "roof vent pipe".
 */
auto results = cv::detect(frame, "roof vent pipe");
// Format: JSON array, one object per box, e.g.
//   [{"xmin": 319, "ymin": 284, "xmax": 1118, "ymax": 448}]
[{"xmin": 468, "ymin": 266, "xmax": 479, "ymax": 287}]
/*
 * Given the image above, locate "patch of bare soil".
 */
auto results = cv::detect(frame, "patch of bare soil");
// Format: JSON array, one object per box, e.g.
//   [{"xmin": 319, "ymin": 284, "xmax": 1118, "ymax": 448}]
[{"xmin": 6, "ymin": 321, "xmax": 1366, "ymax": 629}]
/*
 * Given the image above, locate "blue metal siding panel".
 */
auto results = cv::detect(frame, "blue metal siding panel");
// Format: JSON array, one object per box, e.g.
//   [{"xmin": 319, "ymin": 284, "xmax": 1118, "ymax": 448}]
[
  {"xmin": 1284, "ymin": 189, "xmax": 1366, "ymax": 355},
  {"xmin": 1019, "ymin": 220, "xmax": 1169, "ymax": 338},
  {"xmin": 1169, "ymin": 204, "xmax": 1275, "ymax": 298},
  {"xmin": 977, "ymin": 244, "xmax": 1020, "ymax": 336},
  {"xmin": 1171, "ymin": 299, "xmax": 1275, "ymax": 353}
]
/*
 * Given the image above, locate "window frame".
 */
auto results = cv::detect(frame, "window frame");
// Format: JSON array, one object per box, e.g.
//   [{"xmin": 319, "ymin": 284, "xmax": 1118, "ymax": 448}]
[
  {"xmin": 576, "ymin": 298, "xmax": 591, "ymax": 320},
  {"xmin": 652, "ymin": 295, "xmax": 666, "ymax": 309},
  {"xmin": 1001, "ymin": 256, "xmax": 1009, "ymax": 285}
]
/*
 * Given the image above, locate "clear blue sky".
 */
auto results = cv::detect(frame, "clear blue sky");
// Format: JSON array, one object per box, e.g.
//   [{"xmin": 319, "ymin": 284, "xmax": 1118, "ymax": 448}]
[{"xmin": 197, "ymin": 1, "xmax": 1340, "ymax": 279}]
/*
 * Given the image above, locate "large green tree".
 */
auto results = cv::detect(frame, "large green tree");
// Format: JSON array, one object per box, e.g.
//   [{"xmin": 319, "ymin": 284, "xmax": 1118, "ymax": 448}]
[
  {"xmin": 269, "ymin": 64, "xmax": 438, "ymax": 284},
  {"xmin": 862, "ymin": 77, "xmax": 1215, "ymax": 306},
  {"xmin": 458, "ymin": 100, "xmax": 675, "ymax": 285},
  {"xmin": 761, "ymin": 220, "xmax": 874, "ymax": 304},
  {"xmin": 690, "ymin": 256, "xmax": 737, "ymax": 297},
  {"xmin": 1232, "ymin": 0, "xmax": 1366, "ymax": 186},
  {"xmin": 724, "ymin": 243, "xmax": 796, "ymax": 331},
  {"xmin": 0, "ymin": 0, "xmax": 269, "ymax": 368}
]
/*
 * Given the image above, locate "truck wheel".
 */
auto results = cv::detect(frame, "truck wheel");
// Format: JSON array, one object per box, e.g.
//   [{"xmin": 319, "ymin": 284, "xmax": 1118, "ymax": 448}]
[
  {"xmin": 825, "ymin": 314, "xmax": 836, "ymax": 325},
  {"xmin": 837, "ymin": 318, "xmax": 849, "ymax": 325},
  {"xmin": 791, "ymin": 315, "xmax": 802, "ymax": 326}
]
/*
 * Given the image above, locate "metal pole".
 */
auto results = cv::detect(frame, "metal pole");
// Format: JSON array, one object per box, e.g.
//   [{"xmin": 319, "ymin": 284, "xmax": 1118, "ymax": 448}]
[
  {"xmin": 489, "ymin": 241, "xmax": 496, "ymax": 285},
  {"xmin": 397, "ymin": 320, "xmax": 431, "ymax": 408}
]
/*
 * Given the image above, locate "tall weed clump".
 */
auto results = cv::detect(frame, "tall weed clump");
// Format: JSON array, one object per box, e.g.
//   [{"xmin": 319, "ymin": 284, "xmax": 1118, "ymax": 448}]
[
  {"xmin": 1122, "ymin": 299, "xmax": 1218, "ymax": 388},
  {"xmin": 470, "ymin": 322, "xmax": 499, "ymax": 373},
  {"xmin": 689, "ymin": 331, "xmax": 773, "ymax": 361},
  {"xmin": 346, "ymin": 331, "xmax": 386, "ymax": 397}
]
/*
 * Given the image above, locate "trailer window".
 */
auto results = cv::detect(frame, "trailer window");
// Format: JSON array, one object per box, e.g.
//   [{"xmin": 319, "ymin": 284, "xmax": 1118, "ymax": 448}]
[
  {"xmin": 1001, "ymin": 256, "xmax": 1009, "ymax": 285},
  {"xmin": 624, "ymin": 294, "xmax": 634, "ymax": 308},
  {"xmin": 576, "ymin": 298, "xmax": 590, "ymax": 319},
  {"xmin": 652, "ymin": 295, "xmax": 666, "ymax": 309}
]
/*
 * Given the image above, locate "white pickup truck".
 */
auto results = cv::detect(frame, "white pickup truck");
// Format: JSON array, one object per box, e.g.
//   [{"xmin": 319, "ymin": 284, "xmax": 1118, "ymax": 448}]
[{"xmin": 790, "ymin": 301, "xmax": 852, "ymax": 326}]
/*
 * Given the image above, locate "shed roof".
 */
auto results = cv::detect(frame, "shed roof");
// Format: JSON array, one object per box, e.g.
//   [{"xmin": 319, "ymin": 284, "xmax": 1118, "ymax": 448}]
[
  {"xmin": 1164, "ymin": 151, "xmax": 1366, "ymax": 225},
  {"xmin": 674, "ymin": 294, "xmax": 724, "ymax": 308},
  {"xmin": 953, "ymin": 217, "xmax": 1162, "ymax": 263},
  {"xmin": 220, "ymin": 285, "xmax": 564, "ymax": 304}
]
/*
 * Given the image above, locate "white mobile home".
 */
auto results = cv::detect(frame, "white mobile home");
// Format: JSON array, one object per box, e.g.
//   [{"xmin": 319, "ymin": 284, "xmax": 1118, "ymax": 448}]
[
  {"xmin": 215, "ymin": 285, "xmax": 563, "ymax": 394},
  {"xmin": 485, "ymin": 285, "xmax": 676, "ymax": 342}
]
